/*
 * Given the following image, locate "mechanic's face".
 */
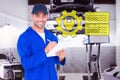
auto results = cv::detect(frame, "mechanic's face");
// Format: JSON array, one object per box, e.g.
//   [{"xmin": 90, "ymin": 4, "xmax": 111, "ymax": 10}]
[{"xmin": 31, "ymin": 12, "xmax": 48, "ymax": 29}]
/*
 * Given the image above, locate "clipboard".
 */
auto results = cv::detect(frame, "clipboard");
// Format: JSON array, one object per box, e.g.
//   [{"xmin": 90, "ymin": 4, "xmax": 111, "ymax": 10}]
[{"xmin": 46, "ymin": 41, "xmax": 67, "ymax": 57}]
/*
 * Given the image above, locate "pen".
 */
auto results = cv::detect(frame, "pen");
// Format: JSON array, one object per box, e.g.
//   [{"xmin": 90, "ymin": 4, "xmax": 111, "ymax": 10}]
[{"xmin": 47, "ymin": 39, "xmax": 51, "ymax": 42}]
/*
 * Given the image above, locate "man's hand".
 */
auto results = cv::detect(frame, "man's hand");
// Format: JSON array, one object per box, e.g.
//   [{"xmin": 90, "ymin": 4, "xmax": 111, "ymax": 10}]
[
  {"xmin": 56, "ymin": 49, "xmax": 66, "ymax": 61},
  {"xmin": 45, "ymin": 41, "xmax": 57, "ymax": 54}
]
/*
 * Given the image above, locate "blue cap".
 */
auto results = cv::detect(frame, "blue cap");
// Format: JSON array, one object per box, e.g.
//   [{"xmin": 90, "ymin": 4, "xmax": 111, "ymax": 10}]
[{"xmin": 32, "ymin": 4, "xmax": 48, "ymax": 15}]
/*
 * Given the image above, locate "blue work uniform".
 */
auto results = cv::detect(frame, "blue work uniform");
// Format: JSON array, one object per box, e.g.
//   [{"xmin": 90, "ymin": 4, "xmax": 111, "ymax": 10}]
[{"xmin": 17, "ymin": 27, "xmax": 65, "ymax": 80}]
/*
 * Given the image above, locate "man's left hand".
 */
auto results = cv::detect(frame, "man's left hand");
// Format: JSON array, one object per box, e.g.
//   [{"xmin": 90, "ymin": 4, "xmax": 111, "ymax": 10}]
[{"xmin": 56, "ymin": 49, "xmax": 66, "ymax": 61}]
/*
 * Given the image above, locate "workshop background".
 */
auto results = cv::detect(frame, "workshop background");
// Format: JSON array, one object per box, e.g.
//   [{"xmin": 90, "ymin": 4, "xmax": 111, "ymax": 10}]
[{"xmin": 0, "ymin": 0, "xmax": 119, "ymax": 80}]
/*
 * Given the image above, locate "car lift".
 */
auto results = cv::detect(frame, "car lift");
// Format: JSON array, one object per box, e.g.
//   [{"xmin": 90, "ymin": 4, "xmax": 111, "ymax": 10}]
[
  {"xmin": 83, "ymin": 35, "xmax": 110, "ymax": 80},
  {"xmin": 84, "ymin": 43, "xmax": 101, "ymax": 80}
]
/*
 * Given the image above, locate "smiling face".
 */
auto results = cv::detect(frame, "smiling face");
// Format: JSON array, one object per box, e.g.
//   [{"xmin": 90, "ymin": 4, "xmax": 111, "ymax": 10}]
[{"xmin": 31, "ymin": 12, "xmax": 48, "ymax": 32}]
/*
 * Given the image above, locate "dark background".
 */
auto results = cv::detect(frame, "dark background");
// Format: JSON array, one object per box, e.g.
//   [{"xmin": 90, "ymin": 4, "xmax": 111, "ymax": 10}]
[{"xmin": 28, "ymin": 0, "xmax": 116, "ymax": 5}]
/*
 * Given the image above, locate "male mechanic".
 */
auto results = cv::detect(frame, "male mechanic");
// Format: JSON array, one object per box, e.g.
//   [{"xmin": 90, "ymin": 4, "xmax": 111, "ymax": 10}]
[{"xmin": 17, "ymin": 4, "xmax": 66, "ymax": 80}]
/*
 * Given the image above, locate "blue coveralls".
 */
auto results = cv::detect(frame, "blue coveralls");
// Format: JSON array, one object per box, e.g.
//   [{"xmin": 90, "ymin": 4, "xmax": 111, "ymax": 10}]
[{"xmin": 17, "ymin": 27, "xmax": 65, "ymax": 80}]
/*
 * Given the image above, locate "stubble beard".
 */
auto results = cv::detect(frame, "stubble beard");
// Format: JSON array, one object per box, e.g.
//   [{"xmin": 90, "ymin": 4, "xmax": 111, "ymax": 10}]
[{"xmin": 34, "ymin": 22, "xmax": 45, "ymax": 29}]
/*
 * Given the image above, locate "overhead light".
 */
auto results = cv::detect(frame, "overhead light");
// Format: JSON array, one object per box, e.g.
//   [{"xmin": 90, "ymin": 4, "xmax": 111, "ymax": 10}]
[{"xmin": 94, "ymin": 7, "xmax": 101, "ymax": 12}]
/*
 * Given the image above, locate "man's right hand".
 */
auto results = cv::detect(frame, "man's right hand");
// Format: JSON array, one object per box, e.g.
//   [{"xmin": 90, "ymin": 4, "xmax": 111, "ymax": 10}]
[{"xmin": 45, "ymin": 41, "xmax": 57, "ymax": 54}]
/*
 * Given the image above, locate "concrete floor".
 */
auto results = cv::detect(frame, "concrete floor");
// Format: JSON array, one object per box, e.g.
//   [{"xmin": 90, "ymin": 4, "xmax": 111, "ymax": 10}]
[
  {"xmin": 59, "ymin": 73, "xmax": 104, "ymax": 80},
  {"xmin": 22, "ymin": 73, "xmax": 105, "ymax": 80}
]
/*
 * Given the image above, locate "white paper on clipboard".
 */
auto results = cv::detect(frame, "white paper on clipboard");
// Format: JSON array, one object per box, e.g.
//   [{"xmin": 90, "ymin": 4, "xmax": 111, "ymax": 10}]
[{"xmin": 46, "ymin": 41, "xmax": 67, "ymax": 57}]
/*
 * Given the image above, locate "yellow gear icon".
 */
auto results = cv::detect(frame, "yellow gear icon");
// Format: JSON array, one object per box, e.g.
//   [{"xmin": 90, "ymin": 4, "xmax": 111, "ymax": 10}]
[{"xmin": 56, "ymin": 10, "xmax": 82, "ymax": 37}]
